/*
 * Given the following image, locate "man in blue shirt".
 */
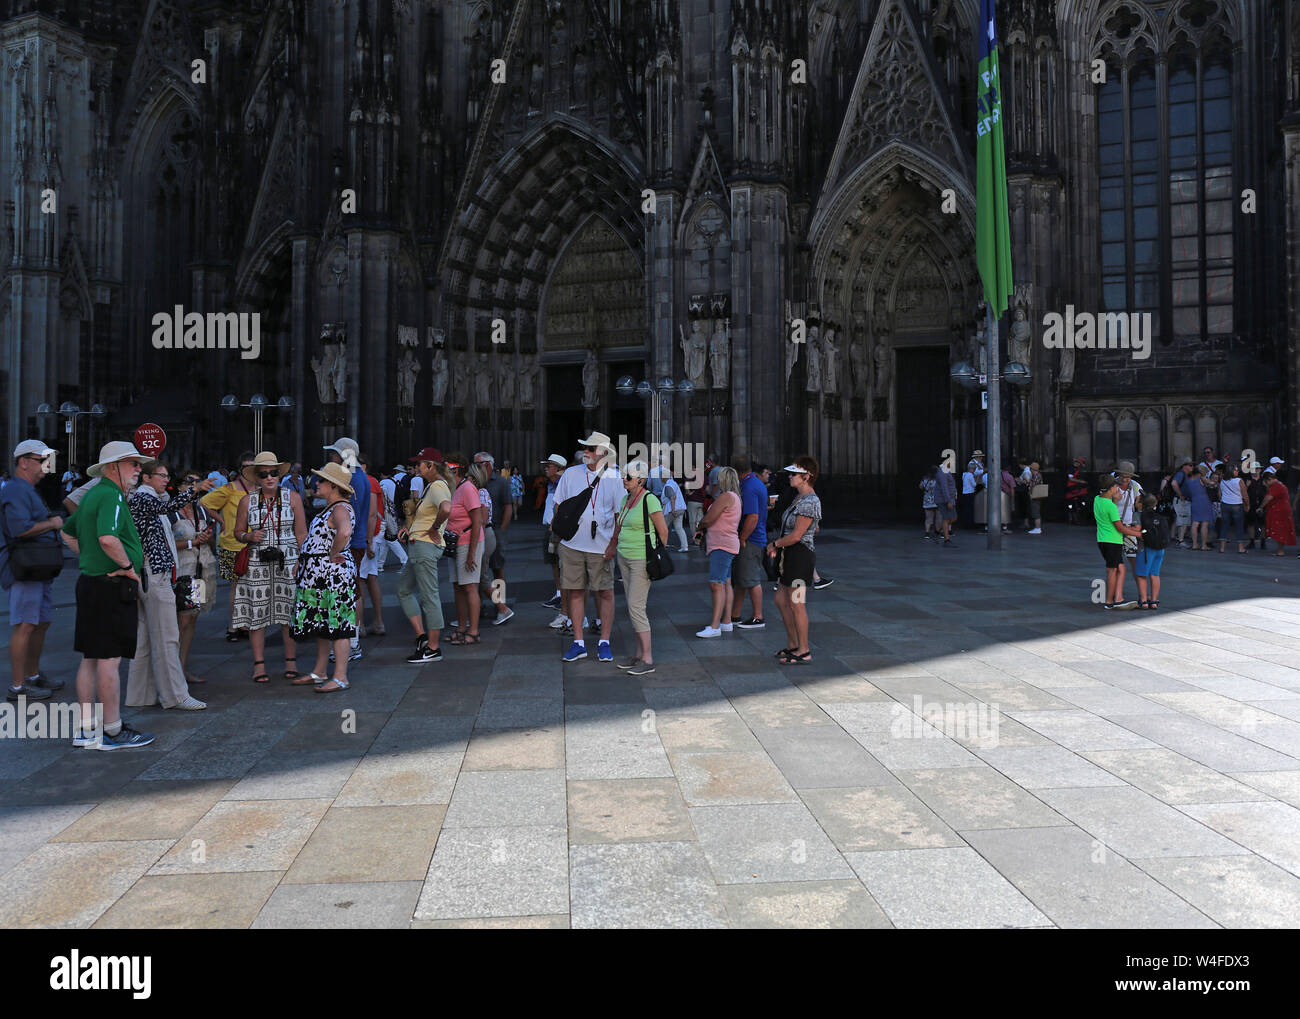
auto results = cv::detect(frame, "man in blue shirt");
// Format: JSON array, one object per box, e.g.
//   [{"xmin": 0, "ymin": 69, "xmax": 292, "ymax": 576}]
[
  {"xmin": 729, "ymin": 453, "xmax": 769, "ymax": 628},
  {"xmin": 2, "ymin": 440, "xmax": 66, "ymax": 701}
]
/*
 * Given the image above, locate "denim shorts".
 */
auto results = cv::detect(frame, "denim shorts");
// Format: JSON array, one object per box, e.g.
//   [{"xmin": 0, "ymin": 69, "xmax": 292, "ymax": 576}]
[
  {"xmin": 8, "ymin": 580, "xmax": 53, "ymax": 625},
  {"xmin": 1134, "ymin": 547, "xmax": 1165, "ymax": 577},
  {"xmin": 708, "ymin": 548, "xmax": 735, "ymax": 584}
]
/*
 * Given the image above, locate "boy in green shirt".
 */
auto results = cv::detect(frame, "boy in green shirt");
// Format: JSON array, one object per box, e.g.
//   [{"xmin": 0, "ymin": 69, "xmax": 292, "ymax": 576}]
[{"xmin": 1095, "ymin": 474, "xmax": 1143, "ymax": 610}]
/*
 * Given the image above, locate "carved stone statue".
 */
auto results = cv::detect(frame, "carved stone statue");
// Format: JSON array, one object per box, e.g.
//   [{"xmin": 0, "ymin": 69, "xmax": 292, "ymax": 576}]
[
  {"xmin": 850, "ymin": 340, "xmax": 868, "ymax": 394},
  {"xmin": 430, "ymin": 349, "xmax": 449, "ymax": 406},
  {"xmin": 1059, "ymin": 346, "xmax": 1076, "ymax": 386},
  {"xmin": 972, "ymin": 319, "xmax": 987, "ymax": 375},
  {"xmin": 681, "ymin": 321, "xmax": 708, "ymax": 389},
  {"xmin": 499, "ymin": 356, "xmax": 516, "ymax": 405},
  {"xmin": 519, "ymin": 355, "xmax": 538, "ymax": 407},
  {"xmin": 1009, "ymin": 305, "xmax": 1033, "ymax": 366},
  {"xmin": 873, "ymin": 344, "xmax": 891, "ymax": 399},
  {"xmin": 330, "ymin": 326, "xmax": 348, "ymax": 402},
  {"xmin": 709, "ymin": 319, "xmax": 730, "ymax": 389},
  {"xmin": 805, "ymin": 324, "xmax": 822, "ymax": 393},
  {"xmin": 822, "ymin": 328, "xmax": 839, "ymax": 395},
  {"xmin": 311, "ymin": 354, "xmax": 334, "ymax": 404},
  {"xmin": 396, "ymin": 349, "xmax": 419, "ymax": 407},
  {"xmin": 582, "ymin": 348, "xmax": 599, "ymax": 407},
  {"xmin": 475, "ymin": 352, "xmax": 492, "ymax": 406}
]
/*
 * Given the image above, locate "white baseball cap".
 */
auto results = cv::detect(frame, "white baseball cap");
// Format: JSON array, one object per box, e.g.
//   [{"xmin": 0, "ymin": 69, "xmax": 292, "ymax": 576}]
[
  {"xmin": 1264, "ymin": 466, "xmax": 1277, "ymax": 474},
  {"xmin": 1269, "ymin": 457, "xmax": 1285, "ymax": 465},
  {"xmin": 13, "ymin": 439, "xmax": 55, "ymax": 459}
]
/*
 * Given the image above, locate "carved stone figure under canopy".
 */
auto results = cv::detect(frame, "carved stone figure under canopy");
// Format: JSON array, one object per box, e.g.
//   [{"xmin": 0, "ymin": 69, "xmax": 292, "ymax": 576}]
[
  {"xmin": 499, "ymin": 356, "xmax": 516, "ymax": 405},
  {"xmin": 430, "ymin": 349, "xmax": 449, "ymax": 406},
  {"xmin": 873, "ymin": 343, "xmax": 891, "ymax": 399},
  {"xmin": 582, "ymin": 348, "xmax": 599, "ymax": 407},
  {"xmin": 397, "ymin": 350, "xmax": 419, "ymax": 407},
  {"xmin": 822, "ymin": 328, "xmax": 839, "ymax": 395},
  {"xmin": 311, "ymin": 354, "xmax": 334, "ymax": 404},
  {"xmin": 1009, "ymin": 305, "xmax": 1033, "ymax": 366},
  {"xmin": 681, "ymin": 321, "xmax": 708, "ymax": 389},
  {"xmin": 475, "ymin": 352, "xmax": 492, "ymax": 406},
  {"xmin": 709, "ymin": 319, "xmax": 730, "ymax": 389},
  {"xmin": 850, "ymin": 340, "xmax": 868, "ymax": 393},
  {"xmin": 805, "ymin": 324, "xmax": 822, "ymax": 393},
  {"xmin": 519, "ymin": 355, "xmax": 538, "ymax": 407},
  {"xmin": 329, "ymin": 326, "xmax": 348, "ymax": 402},
  {"xmin": 785, "ymin": 325, "xmax": 800, "ymax": 385}
]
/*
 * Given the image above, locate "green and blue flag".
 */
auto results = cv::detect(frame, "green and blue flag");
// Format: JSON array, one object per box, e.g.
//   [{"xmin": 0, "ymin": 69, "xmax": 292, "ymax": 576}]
[{"xmin": 976, "ymin": 0, "xmax": 1014, "ymax": 318}]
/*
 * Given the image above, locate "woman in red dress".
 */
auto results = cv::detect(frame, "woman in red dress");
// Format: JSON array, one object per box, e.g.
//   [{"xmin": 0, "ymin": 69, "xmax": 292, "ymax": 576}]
[{"xmin": 1260, "ymin": 471, "xmax": 1296, "ymax": 556}]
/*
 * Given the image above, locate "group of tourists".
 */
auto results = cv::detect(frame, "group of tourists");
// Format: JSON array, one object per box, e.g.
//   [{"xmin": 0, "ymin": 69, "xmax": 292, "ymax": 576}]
[
  {"xmin": 920, "ymin": 452, "xmax": 1046, "ymax": 542},
  {"xmin": 2, "ymin": 429, "xmax": 827, "ymax": 748}
]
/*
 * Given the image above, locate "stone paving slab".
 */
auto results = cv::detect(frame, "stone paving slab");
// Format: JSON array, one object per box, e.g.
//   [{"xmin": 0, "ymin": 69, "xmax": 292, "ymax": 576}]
[{"xmin": 5, "ymin": 523, "xmax": 1300, "ymax": 927}]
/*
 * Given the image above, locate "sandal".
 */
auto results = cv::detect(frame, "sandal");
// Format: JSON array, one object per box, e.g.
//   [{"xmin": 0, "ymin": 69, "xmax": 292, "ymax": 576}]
[
  {"xmin": 1148, "ymin": 600, "xmax": 1159, "ymax": 610},
  {"xmin": 777, "ymin": 650, "xmax": 812, "ymax": 665},
  {"xmin": 284, "ymin": 657, "xmax": 300, "ymax": 680},
  {"xmin": 251, "ymin": 659, "xmax": 270, "ymax": 684},
  {"xmin": 449, "ymin": 632, "xmax": 481, "ymax": 645},
  {"xmin": 291, "ymin": 671, "xmax": 324, "ymax": 686},
  {"xmin": 315, "ymin": 677, "xmax": 350, "ymax": 693},
  {"xmin": 773, "ymin": 647, "xmax": 795, "ymax": 659}
]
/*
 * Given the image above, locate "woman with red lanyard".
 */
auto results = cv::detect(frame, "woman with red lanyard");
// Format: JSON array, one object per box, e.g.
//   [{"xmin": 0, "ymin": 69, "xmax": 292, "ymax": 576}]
[
  {"xmin": 1260, "ymin": 468, "xmax": 1297, "ymax": 556},
  {"xmin": 442, "ymin": 453, "xmax": 486, "ymax": 644},
  {"xmin": 233, "ymin": 451, "xmax": 307, "ymax": 681}
]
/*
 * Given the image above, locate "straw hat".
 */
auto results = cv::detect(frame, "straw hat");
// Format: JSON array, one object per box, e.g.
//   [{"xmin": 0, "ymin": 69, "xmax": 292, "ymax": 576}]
[
  {"xmin": 88, "ymin": 441, "xmax": 150, "ymax": 478},
  {"xmin": 241, "ymin": 451, "xmax": 290, "ymax": 485},
  {"xmin": 312, "ymin": 461, "xmax": 355, "ymax": 495}
]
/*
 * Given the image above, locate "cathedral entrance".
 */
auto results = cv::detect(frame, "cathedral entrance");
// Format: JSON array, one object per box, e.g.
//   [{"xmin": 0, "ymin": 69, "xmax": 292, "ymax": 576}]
[
  {"xmin": 546, "ymin": 365, "xmax": 586, "ymax": 458},
  {"xmin": 894, "ymin": 346, "xmax": 952, "ymax": 512}
]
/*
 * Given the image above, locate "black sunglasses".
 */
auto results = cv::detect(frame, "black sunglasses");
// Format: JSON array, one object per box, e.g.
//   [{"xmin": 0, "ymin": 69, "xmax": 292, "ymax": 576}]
[{"xmin": 256, "ymin": 470, "xmax": 277, "ymax": 479}]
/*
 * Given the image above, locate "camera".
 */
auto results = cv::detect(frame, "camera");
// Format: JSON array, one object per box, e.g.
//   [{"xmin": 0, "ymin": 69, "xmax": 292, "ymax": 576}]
[{"xmin": 258, "ymin": 547, "xmax": 285, "ymax": 565}]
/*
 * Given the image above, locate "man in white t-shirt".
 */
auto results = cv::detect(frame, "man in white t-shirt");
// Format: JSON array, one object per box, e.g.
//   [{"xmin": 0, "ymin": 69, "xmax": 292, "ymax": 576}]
[
  {"xmin": 1115, "ymin": 461, "xmax": 1145, "ymax": 559},
  {"xmin": 553, "ymin": 433, "xmax": 622, "ymax": 663}
]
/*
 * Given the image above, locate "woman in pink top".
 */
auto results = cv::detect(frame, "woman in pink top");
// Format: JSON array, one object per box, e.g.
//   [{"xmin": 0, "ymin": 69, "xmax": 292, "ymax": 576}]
[
  {"xmin": 695, "ymin": 467, "xmax": 742, "ymax": 638},
  {"xmin": 443, "ymin": 453, "xmax": 485, "ymax": 644}
]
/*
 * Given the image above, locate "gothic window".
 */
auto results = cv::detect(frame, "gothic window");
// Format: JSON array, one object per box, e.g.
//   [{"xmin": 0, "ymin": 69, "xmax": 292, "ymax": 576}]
[
  {"xmin": 1071, "ymin": 412, "xmax": 1092, "ymax": 464},
  {"xmin": 1117, "ymin": 410, "xmax": 1139, "ymax": 464},
  {"xmin": 1173, "ymin": 409, "xmax": 1194, "ymax": 466},
  {"xmin": 1094, "ymin": 3, "xmax": 1235, "ymax": 346},
  {"xmin": 1195, "ymin": 408, "xmax": 1218, "ymax": 455},
  {"xmin": 1139, "ymin": 411, "xmax": 1163, "ymax": 472},
  {"xmin": 1246, "ymin": 406, "xmax": 1270, "ymax": 462},
  {"xmin": 1094, "ymin": 411, "xmax": 1116, "ymax": 466},
  {"xmin": 1220, "ymin": 408, "xmax": 1243, "ymax": 466}
]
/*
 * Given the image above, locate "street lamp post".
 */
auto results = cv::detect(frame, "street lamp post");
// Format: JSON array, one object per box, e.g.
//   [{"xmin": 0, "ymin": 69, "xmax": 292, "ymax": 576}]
[
  {"xmin": 616, "ymin": 375, "xmax": 695, "ymax": 462},
  {"xmin": 36, "ymin": 401, "xmax": 107, "ymax": 469},
  {"xmin": 222, "ymin": 394, "xmax": 294, "ymax": 452},
  {"xmin": 950, "ymin": 353, "xmax": 1031, "ymax": 550}
]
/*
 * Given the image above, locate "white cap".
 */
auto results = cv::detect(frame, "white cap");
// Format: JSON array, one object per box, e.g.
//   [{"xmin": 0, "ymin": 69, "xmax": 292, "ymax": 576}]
[
  {"xmin": 13, "ymin": 439, "xmax": 55, "ymax": 459},
  {"xmin": 1269, "ymin": 457, "xmax": 1285, "ymax": 465},
  {"xmin": 1264, "ymin": 466, "xmax": 1277, "ymax": 474},
  {"xmin": 782, "ymin": 463, "xmax": 807, "ymax": 473},
  {"xmin": 541, "ymin": 454, "xmax": 566, "ymax": 468}
]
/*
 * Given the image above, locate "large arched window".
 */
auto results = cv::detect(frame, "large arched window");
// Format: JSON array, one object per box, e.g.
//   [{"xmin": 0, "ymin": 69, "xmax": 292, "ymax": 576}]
[{"xmin": 1094, "ymin": 4, "xmax": 1235, "ymax": 346}]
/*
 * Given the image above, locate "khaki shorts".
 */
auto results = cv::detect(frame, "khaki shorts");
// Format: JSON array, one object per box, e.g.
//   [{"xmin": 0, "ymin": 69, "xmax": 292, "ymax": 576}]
[
  {"xmin": 559, "ymin": 544, "xmax": 613, "ymax": 591},
  {"xmin": 453, "ymin": 541, "xmax": 482, "ymax": 585}
]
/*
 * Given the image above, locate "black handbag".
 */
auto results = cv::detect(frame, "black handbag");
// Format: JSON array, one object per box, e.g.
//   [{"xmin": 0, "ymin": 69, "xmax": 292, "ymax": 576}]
[
  {"xmin": 641, "ymin": 495, "xmax": 674, "ymax": 582},
  {"xmin": 5, "ymin": 535, "xmax": 65, "ymax": 582},
  {"xmin": 552, "ymin": 473, "xmax": 601, "ymax": 542}
]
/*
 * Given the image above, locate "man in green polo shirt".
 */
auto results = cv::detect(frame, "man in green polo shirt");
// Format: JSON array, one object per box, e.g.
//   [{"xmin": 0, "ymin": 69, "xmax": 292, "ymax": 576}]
[{"xmin": 61, "ymin": 441, "xmax": 155, "ymax": 750}]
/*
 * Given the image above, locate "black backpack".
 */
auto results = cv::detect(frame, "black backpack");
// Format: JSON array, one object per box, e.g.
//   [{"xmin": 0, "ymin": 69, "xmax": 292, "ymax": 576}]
[
  {"xmin": 1142, "ymin": 511, "xmax": 1170, "ymax": 551},
  {"xmin": 394, "ymin": 471, "xmax": 414, "ymax": 516},
  {"xmin": 552, "ymin": 472, "xmax": 601, "ymax": 542}
]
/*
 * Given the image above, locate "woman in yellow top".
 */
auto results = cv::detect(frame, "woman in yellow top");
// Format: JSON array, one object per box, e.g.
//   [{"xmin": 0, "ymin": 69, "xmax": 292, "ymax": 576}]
[
  {"xmin": 396, "ymin": 448, "xmax": 454, "ymax": 663},
  {"xmin": 201, "ymin": 450, "xmax": 257, "ymax": 641}
]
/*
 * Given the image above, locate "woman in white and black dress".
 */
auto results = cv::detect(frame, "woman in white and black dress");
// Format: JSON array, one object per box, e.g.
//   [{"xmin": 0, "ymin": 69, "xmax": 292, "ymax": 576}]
[{"xmin": 232, "ymin": 451, "xmax": 307, "ymax": 683}]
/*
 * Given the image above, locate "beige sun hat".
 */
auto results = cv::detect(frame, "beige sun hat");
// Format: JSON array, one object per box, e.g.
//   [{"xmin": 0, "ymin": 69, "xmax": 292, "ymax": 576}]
[
  {"xmin": 578, "ymin": 431, "xmax": 614, "ymax": 453},
  {"xmin": 312, "ymin": 461, "xmax": 355, "ymax": 496},
  {"xmin": 242, "ymin": 451, "xmax": 291, "ymax": 485},
  {"xmin": 88, "ymin": 441, "xmax": 150, "ymax": 478}
]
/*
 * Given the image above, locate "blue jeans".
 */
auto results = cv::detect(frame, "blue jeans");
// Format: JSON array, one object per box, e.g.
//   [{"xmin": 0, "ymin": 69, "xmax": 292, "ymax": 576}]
[{"xmin": 708, "ymin": 549, "xmax": 735, "ymax": 584}]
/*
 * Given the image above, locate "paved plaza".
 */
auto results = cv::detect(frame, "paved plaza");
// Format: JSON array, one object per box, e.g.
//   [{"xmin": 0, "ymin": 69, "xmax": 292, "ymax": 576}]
[{"xmin": 3, "ymin": 523, "xmax": 1300, "ymax": 928}]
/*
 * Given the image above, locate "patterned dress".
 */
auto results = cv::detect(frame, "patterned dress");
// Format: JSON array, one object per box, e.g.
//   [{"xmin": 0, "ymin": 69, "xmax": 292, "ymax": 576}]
[
  {"xmin": 232, "ymin": 490, "xmax": 300, "ymax": 629},
  {"xmin": 293, "ymin": 501, "xmax": 358, "ymax": 640}
]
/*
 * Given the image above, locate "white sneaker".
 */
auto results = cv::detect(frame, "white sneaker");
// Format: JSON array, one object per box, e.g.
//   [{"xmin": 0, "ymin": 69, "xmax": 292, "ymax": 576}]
[
  {"xmin": 696, "ymin": 626, "xmax": 722, "ymax": 638},
  {"xmin": 1028, "ymin": 528, "xmax": 1042, "ymax": 534},
  {"xmin": 173, "ymin": 696, "xmax": 207, "ymax": 710},
  {"xmin": 720, "ymin": 622, "xmax": 734, "ymax": 633},
  {"xmin": 548, "ymin": 614, "xmax": 570, "ymax": 630}
]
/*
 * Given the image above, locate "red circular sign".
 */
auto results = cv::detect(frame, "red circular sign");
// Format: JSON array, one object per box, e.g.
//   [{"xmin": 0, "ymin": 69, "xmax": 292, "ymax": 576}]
[{"xmin": 133, "ymin": 422, "xmax": 167, "ymax": 457}]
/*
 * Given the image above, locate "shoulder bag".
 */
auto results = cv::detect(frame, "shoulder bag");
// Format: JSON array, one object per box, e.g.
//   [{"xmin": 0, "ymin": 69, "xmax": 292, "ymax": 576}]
[
  {"xmin": 552, "ymin": 472, "xmax": 601, "ymax": 542},
  {"xmin": 5, "ymin": 535, "xmax": 65, "ymax": 582},
  {"xmin": 640, "ymin": 493, "xmax": 674, "ymax": 581}
]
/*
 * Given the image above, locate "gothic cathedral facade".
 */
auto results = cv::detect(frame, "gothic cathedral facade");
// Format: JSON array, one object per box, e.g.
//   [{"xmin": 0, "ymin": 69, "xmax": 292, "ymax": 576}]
[{"xmin": 0, "ymin": 0, "xmax": 1292, "ymax": 511}]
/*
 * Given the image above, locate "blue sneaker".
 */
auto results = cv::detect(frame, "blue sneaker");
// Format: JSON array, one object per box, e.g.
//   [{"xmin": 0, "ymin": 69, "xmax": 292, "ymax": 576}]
[
  {"xmin": 95, "ymin": 724, "xmax": 155, "ymax": 751},
  {"xmin": 597, "ymin": 641, "xmax": 613, "ymax": 663},
  {"xmin": 562, "ymin": 641, "xmax": 588, "ymax": 662}
]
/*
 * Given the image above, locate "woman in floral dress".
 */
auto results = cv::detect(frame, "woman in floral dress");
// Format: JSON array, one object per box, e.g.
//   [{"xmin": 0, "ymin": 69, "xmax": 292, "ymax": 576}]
[{"xmin": 292, "ymin": 463, "xmax": 357, "ymax": 692}]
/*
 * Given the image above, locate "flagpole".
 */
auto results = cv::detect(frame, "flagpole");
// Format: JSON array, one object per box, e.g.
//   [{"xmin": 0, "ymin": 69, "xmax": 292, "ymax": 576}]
[{"xmin": 986, "ymin": 304, "xmax": 1001, "ymax": 550}]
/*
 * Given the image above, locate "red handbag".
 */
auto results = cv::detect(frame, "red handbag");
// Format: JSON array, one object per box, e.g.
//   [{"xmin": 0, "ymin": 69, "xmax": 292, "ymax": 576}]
[{"xmin": 233, "ymin": 546, "xmax": 250, "ymax": 576}]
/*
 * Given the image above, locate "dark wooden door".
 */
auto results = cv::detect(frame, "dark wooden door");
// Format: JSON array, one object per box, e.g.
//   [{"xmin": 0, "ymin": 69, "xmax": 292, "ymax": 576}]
[{"xmin": 894, "ymin": 346, "xmax": 952, "ymax": 512}]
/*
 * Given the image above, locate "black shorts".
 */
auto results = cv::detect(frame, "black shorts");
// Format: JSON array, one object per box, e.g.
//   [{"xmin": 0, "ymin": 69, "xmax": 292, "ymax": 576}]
[
  {"xmin": 74, "ymin": 574, "xmax": 140, "ymax": 660},
  {"xmin": 1098, "ymin": 542, "xmax": 1124, "ymax": 569},
  {"xmin": 542, "ymin": 531, "xmax": 558, "ymax": 565},
  {"xmin": 778, "ymin": 542, "xmax": 816, "ymax": 588}
]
